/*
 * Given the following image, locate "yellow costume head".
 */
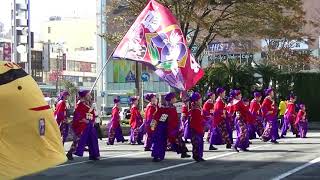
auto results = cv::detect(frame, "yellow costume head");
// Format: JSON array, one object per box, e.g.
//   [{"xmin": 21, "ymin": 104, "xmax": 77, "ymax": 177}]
[{"xmin": 0, "ymin": 61, "xmax": 66, "ymax": 179}]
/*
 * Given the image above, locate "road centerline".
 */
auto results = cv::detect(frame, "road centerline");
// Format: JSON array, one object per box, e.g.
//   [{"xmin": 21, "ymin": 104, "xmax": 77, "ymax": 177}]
[{"xmin": 272, "ymin": 156, "xmax": 320, "ymax": 180}]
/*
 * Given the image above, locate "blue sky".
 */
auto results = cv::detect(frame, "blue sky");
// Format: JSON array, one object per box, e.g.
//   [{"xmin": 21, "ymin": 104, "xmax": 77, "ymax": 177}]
[{"xmin": 0, "ymin": 0, "xmax": 96, "ymax": 32}]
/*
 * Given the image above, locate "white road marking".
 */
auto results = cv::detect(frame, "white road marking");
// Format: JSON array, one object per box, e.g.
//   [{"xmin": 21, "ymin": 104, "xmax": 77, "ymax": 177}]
[
  {"xmin": 272, "ymin": 156, "xmax": 320, "ymax": 180},
  {"xmin": 113, "ymin": 145, "xmax": 269, "ymax": 180},
  {"xmin": 54, "ymin": 152, "xmax": 147, "ymax": 168}
]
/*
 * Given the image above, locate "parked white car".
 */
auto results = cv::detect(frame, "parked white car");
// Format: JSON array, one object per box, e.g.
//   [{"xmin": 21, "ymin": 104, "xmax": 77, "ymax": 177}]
[{"xmin": 120, "ymin": 107, "xmax": 130, "ymax": 120}]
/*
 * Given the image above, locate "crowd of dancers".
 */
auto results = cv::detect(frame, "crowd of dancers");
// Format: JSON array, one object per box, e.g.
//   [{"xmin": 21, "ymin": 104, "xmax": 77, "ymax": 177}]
[{"xmin": 54, "ymin": 88, "xmax": 308, "ymax": 162}]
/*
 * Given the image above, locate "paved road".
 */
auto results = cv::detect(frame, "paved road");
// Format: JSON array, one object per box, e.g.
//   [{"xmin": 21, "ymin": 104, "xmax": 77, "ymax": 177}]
[{"xmin": 21, "ymin": 131, "xmax": 320, "ymax": 180}]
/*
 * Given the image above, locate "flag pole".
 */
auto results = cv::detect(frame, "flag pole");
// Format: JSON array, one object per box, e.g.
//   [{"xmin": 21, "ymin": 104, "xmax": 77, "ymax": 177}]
[{"xmin": 90, "ymin": 47, "xmax": 117, "ymax": 94}]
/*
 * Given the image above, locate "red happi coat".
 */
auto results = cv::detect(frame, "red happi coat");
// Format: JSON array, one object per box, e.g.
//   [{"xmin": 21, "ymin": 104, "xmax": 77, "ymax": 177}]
[
  {"xmin": 145, "ymin": 103, "xmax": 157, "ymax": 121},
  {"xmin": 166, "ymin": 104, "xmax": 179, "ymax": 142},
  {"xmin": 190, "ymin": 105, "xmax": 204, "ymax": 135},
  {"xmin": 261, "ymin": 96, "xmax": 277, "ymax": 119},
  {"xmin": 295, "ymin": 110, "xmax": 306, "ymax": 125},
  {"xmin": 249, "ymin": 99, "xmax": 261, "ymax": 118},
  {"xmin": 232, "ymin": 99, "xmax": 255, "ymax": 124},
  {"xmin": 285, "ymin": 102, "xmax": 296, "ymax": 123},
  {"xmin": 130, "ymin": 105, "xmax": 142, "ymax": 129},
  {"xmin": 72, "ymin": 101, "xmax": 95, "ymax": 135},
  {"xmin": 202, "ymin": 99, "xmax": 214, "ymax": 118},
  {"xmin": 212, "ymin": 97, "xmax": 226, "ymax": 127},
  {"xmin": 111, "ymin": 106, "xmax": 120, "ymax": 129},
  {"xmin": 226, "ymin": 102, "xmax": 234, "ymax": 116},
  {"xmin": 54, "ymin": 100, "xmax": 67, "ymax": 125},
  {"xmin": 145, "ymin": 103, "xmax": 158, "ymax": 133},
  {"xmin": 181, "ymin": 103, "xmax": 189, "ymax": 119}
]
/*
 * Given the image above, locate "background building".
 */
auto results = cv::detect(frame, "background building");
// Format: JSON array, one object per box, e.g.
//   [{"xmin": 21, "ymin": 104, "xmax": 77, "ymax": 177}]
[{"xmin": 39, "ymin": 17, "xmax": 97, "ymax": 96}]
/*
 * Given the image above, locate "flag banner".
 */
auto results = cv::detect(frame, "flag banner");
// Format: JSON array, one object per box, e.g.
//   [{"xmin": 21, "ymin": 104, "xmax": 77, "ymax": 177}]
[{"xmin": 113, "ymin": 0, "xmax": 204, "ymax": 90}]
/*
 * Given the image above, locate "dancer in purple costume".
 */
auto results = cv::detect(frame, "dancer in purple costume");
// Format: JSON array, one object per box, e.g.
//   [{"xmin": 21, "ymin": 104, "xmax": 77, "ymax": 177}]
[
  {"xmin": 209, "ymin": 88, "xmax": 232, "ymax": 150},
  {"xmin": 261, "ymin": 88, "xmax": 279, "ymax": 144},
  {"xmin": 294, "ymin": 104, "xmax": 308, "ymax": 138},
  {"xmin": 281, "ymin": 94, "xmax": 298, "ymax": 138},
  {"xmin": 202, "ymin": 92, "xmax": 215, "ymax": 142},
  {"xmin": 54, "ymin": 91, "xmax": 70, "ymax": 145},
  {"xmin": 66, "ymin": 90, "xmax": 100, "ymax": 161},
  {"xmin": 107, "ymin": 97, "xmax": 127, "ymax": 145},
  {"xmin": 231, "ymin": 90, "xmax": 255, "ymax": 152},
  {"xmin": 249, "ymin": 92, "xmax": 264, "ymax": 139},
  {"xmin": 129, "ymin": 96, "xmax": 144, "ymax": 145},
  {"xmin": 190, "ymin": 92, "xmax": 205, "ymax": 162},
  {"xmin": 143, "ymin": 93, "xmax": 158, "ymax": 151}
]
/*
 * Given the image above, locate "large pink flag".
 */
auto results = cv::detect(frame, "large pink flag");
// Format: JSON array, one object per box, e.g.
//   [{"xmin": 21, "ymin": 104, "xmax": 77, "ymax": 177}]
[{"xmin": 113, "ymin": 0, "xmax": 204, "ymax": 90}]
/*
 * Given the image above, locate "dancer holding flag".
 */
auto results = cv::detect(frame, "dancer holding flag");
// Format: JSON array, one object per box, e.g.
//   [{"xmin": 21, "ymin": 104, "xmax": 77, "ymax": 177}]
[{"xmin": 66, "ymin": 90, "xmax": 100, "ymax": 161}]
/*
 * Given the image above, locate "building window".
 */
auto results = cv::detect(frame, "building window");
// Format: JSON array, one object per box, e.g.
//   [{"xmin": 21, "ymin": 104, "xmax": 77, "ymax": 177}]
[
  {"xmin": 75, "ymin": 61, "xmax": 80, "ymax": 72},
  {"xmin": 91, "ymin": 63, "xmax": 96, "ymax": 73},
  {"xmin": 48, "ymin": 27, "xmax": 51, "ymax": 34}
]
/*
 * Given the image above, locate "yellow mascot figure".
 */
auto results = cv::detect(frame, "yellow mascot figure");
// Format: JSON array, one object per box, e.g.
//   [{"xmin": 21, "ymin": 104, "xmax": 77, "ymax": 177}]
[{"xmin": 0, "ymin": 61, "xmax": 66, "ymax": 179}]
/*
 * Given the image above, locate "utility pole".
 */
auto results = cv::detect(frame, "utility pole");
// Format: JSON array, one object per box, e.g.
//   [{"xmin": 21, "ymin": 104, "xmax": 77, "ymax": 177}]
[
  {"xmin": 55, "ymin": 54, "xmax": 60, "ymax": 94},
  {"xmin": 27, "ymin": 0, "xmax": 31, "ymax": 73},
  {"xmin": 55, "ymin": 45, "xmax": 63, "ymax": 95},
  {"xmin": 12, "ymin": 0, "xmax": 32, "ymax": 73}
]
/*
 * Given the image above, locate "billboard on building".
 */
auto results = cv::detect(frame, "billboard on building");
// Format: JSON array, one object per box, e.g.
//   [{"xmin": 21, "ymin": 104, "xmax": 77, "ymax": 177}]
[
  {"xmin": 261, "ymin": 39, "xmax": 308, "ymax": 51},
  {"xmin": 113, "ymin": 60, "xmax": 136, "ymax": 83},
  {"xmin": 207, "ymin": 40, "xmax": 254, "ymax": 63},
  {"xmin": 207, "ymin": 40, "xmax": 253, "ymax": 54}
]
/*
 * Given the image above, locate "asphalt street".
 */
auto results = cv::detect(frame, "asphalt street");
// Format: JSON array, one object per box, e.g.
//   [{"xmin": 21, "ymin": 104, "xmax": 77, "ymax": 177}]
[{"xmin": 21, "ymin": 131, "xmax": 320, "ymax": 180}]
